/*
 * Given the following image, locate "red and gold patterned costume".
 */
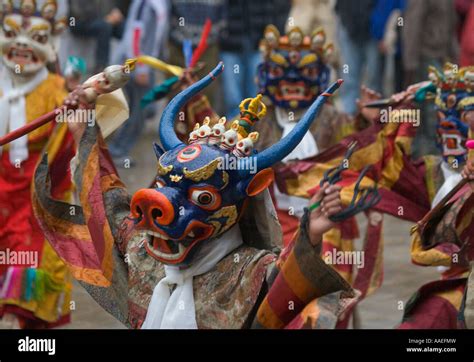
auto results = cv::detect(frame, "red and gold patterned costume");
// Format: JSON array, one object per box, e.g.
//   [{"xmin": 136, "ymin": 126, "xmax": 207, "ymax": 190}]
[
  {"xmin": 0, "ymin": 0, "xmax": 73, "ymax": 328},
  {"xmin": 276, "ymin": 64, "xmax": 474, "ymax": 328},
  {"xmin": 254, "ymin": 26, "xmax": 361, "ymax": 246}
]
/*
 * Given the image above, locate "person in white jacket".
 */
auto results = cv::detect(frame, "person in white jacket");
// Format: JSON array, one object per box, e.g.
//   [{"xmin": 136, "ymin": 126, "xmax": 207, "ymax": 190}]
[{"xmin": 108, "ymin": 0, "xmax": 169, "ymax": 167}]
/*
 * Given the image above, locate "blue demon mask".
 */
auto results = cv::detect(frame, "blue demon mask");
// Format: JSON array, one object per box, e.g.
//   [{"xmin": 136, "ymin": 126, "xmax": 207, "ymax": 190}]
[
  {"xmin": 257, "ymin": 25, "xmax": 333, "ymax": 110},
  {"xmin": 130, "ymin": 62, "xmax": 342, "ymax": 267},
  {"xmin": 429, "ymin": 64, "xmax": 474, "ymax": 167}
]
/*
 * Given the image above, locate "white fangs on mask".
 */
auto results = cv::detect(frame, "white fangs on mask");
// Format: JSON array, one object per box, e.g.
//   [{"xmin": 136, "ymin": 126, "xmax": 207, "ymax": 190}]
[
  {"xmin": 146, "ymin": 230, "xmax": 169, "ymax": 240},
  {"xmin": 145, "ymin": 233, "xmax": 187, "ymax": 261}
]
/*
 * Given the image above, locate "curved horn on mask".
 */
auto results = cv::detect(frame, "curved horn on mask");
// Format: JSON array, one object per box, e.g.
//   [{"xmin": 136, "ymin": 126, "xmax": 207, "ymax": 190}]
[
  {"xmin": 237, "ymin": 79, "xmax": 343, "ymax": 178},
  {"xmin": 159, "ymin": 62, "xmax": 224, "ymax": 151}
]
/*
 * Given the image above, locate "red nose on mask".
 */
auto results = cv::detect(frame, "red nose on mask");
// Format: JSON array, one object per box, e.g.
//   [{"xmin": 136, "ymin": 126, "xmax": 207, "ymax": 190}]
[{"xmin": 130, "ymin": 189, "xmax": 175, "ymax": 228}]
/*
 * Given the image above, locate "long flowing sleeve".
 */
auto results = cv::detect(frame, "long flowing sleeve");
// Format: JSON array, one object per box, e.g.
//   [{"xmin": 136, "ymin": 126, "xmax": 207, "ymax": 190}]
[
  {"xmin": 270, "ymin": 106, "xmax": 427, "ymax": 326},
  {"xmin": 252, "ymin": 209, "xmax": 356, "ymax": 329},
  {"xmin": 33, "ymin": 123, "xmax": 132, "ymax": 326},
  {"xmin": 399, "ymin": 181, "xmax": 474, "ymax": 329}
]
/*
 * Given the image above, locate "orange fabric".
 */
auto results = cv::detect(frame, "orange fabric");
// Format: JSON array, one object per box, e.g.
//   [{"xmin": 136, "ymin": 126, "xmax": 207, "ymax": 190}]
[
  {"xmin": 255, "ymin": 297, "xmax": 285, "ymax": 328},
  {"xmin": 0, "ymin": 73, "xmax": 72, "ymax": 326},
  {"xmin": 280, "ymin": 252, "xmax": 319, "ymax": 301}
]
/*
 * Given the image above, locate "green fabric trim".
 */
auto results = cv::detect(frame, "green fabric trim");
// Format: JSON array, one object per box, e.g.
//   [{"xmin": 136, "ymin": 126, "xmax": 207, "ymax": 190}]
[
  {"xmin": 13, "ymin": 267, "xmax": 66, "ymax": 302},
  {"xmin": 414, "ymin": 82, "xmax": 437, "ymax": 104},
  {"xmin": 141, "ymin": 76, "xmax": 179, "ymax": 109}
]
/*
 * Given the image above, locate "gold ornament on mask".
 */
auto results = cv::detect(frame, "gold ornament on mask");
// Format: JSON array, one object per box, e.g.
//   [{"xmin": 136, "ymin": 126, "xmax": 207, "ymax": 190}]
[
  {"xmin": 157, "ymin": 157, "xmax": 173, "ymax": 176},
  {"xmin": 183, "ymin": 158, "xmax": 222, "ymax": 182},
  {"xmin": 170, "ymin": 174, "xmax": 183, "ymax": 182},
  {"xmin": 207, "ymin": 205, "xmax": 238, "ymax": 236}
]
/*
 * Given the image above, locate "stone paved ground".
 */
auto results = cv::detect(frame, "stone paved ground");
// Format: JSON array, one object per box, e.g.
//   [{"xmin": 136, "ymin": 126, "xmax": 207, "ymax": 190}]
[{"xmin": 63, "ymin": 120, "xmax": 439, "ymax": 329}]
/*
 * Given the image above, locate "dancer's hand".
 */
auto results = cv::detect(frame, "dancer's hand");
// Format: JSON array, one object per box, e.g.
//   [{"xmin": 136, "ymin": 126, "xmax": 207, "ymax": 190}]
[
  {"xmin": 461, "ymin": 160, "xmax": 474, "ymax": 180},
  {"xmin": 308, "ymin": 182, "xmax": 343, "ymax": 246},
  {"xmin": 62, "ymin": 86, "xmax": 94, "ymax": 145},
  {"xmin": 390, "ymin": 81, "xmax": 429, "ymax": 104},
  {"xmin": 357, "ymin": 85, "xmax": 382, "ymax": 123}
]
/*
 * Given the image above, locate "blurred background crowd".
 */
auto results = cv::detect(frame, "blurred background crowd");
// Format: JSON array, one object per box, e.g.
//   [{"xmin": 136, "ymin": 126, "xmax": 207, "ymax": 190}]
[
  {"xmin": 1, "ymin": 0, "xmax": 472, "ymax": 330},
  {"xmin": 58, "ymin": 0, "xmax": 474, "ymax": 163}
]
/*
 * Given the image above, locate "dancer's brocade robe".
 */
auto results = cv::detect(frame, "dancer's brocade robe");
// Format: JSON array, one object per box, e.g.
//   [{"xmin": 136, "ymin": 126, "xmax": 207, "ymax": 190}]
[
  {"xmin": 254, "ymin": 103, "xmax": 355, "ymax": 246},
  {"xmin": 32, "ymin": 124, "xmax": 357, "ymax": 329},
  {"xmin": 399, "ymin": 180, "xmax": 474, "ymax": 328},
  {"xmin": 0, "ymin": 73, "xmax": 74, "ymax": 327},
  {"xmin": 275, "ymin": 102, "xmax": 463, "ymax": 327}
]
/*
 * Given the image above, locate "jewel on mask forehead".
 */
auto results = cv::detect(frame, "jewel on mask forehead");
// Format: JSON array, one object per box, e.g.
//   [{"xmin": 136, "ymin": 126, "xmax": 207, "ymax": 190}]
[
  {"xmin": 170, "ymin": 174, "xmax": 183, "ymax": 182},
  {"xmin": 447, "ymin": 94, "xmax": 457, "ymax": 108},
  {"xmin": 289, "ymin": 50, "xmax": 300, "ymax": 64},
  {"xmin": 177, "ymin": 144, "xmax": 202, "ymax": 163}
]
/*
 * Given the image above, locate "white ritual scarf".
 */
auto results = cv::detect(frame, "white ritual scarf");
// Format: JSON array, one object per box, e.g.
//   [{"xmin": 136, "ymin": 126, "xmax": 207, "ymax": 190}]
[
  {"xmin": 141, "ymin": 225, "xmax": 243, "ymax": 329},
  {"xmin": 431, "ymin": 161, "xmax": 463, "ymax": 274},
  {"xmin": 275, "ymin": 106, "xmax": 319, "ymax": 162},
  {"xmin": 0, "ymin": 67, "xmax": 49, "ymax": 164},
  {"xmin": 431, "ymin": 160, "xmax": 463, "ymax": 208}
]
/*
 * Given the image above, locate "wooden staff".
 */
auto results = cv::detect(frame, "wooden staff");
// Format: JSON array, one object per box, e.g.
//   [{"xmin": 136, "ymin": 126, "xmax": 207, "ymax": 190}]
[{"xmin": 0, "ymin": 107, "xmax": 71, "ymax": 146}]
